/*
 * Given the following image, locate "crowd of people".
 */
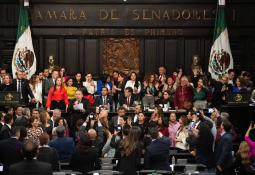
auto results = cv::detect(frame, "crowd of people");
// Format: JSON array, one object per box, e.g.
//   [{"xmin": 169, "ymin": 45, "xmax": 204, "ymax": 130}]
[{"xmin": 0, "ymin": 66, "xmax": 255, "ymax": 175}]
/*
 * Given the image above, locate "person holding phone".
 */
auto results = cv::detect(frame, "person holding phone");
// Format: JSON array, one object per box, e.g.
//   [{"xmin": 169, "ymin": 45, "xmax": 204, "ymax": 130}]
[{"xmin": 244, "ymin": 121, "xmax": 255, "ymax": 159}]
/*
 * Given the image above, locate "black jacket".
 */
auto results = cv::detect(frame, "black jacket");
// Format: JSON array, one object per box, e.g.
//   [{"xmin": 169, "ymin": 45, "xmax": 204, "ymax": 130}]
[
  {"xmin": 95, "ymin": 95, "xmax": 113, "ymax": 110},
  {"xmin": 215, "ymin": 132, "xmax": 233, "ymax": 169},
  {"xmin": 0, "ymin": 137, "xmax": 23, "ymax": 173},
  {"xmin": 0, "ymin": 83, "xmax": 16, "ymax": 92},
  {"xmin": 0, "ymin": 124, "xmax": 11, "ymax": 140},
  {"xmin": 144, "ymin": 137, "xmax": 171, "ymax": 171},
  {"xmin": 118, "ymin": 94, "xmax": 136, "ymax": 107},
  {"xmin": 70, "ymin": 146, "xmax": 100, "ymax": 174},
  {"xmin": 13, "ymin": 79, "xmax": 34, "ymax": 103},
  {"xmin": 116, "ymin": 146, "xmax": 142, "ymax": 175},
  {"xmin": 9, "ymin": 159, "xmax": 53, "ymax": 175},
  {"xmin": 37, "ymin": 146, "xmax": 59, "ymax": 171}
]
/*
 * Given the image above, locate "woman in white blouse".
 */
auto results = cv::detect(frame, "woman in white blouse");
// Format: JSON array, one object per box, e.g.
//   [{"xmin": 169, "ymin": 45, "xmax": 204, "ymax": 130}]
[
  {"xmin": 29, "ymin": 75, "xmax": 42, "ymax": 107},
  {"xmin": 83, "ymin": 73, "xmax": 97, "ymax": 95},
  {"xmin": 125, "ymin": 72, "xmax": 141, "ymax": 96},
  {"xmin": 175, "ymin": 115, "xmax": 189, "ymax": 151}
]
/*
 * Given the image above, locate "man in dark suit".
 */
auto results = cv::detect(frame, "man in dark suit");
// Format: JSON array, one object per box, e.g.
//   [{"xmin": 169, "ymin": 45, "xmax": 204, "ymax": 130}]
[
  {"xmin": 49, "ymin": 108, "xmax": 62, "ymax": 129},
  {"xmin": 211, "ymin": 75, "xmax": 232, "ymax": 108},
  {"xmin": 0, "ymin": 114, "xmax": 13, "ymax": 140},
  {"xmin": 42, "ymin": 69, "xmax": 59, "ymax": 105},
  {"xmin": 110, "ymin": 106, "xmax": 126, "ymax": 129},
  {"xmin": 0, "ymin": 68, "xmax": 7, "ymax": 84},
  {"xmin": 48, "ymin": 126, "xmax": 75, "ymax": 162},
  {"xmin": 95, "ymin": 87, "xmax": 113, "ymax": 111},
  {"xmin": 118, "ymin": 87, "xmax": 136, "ymax": 109},
  {"xmin": 13, "ymin": 70, "xmax": 35, "ymax": 104},
  {"xmin": 215, "ymin": 119, "xmax": 233, "ymax": 175},
  {"xmin": 13, "ymin": 106, "xmax": 28, "ymax": 127},
  {"xmin": 37, "ymin": 133, "xmax": 59, "ymax": 171},
  {"xmin": 9, "ymin": 139, "xmax": 53, "ymax": 175},
  {"xmin": 0, "ymin": 126, "xmax": 23, "ymax": 174},
  {"xmin": 144, "ymin": 126, "xmax": 171, "ymax": 171}
]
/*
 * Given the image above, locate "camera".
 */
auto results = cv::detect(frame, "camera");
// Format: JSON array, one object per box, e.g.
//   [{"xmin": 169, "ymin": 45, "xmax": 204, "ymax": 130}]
[
  {"xmin": 115, "ymin": 125, "xmax": 122, "ymax": 132},
  {"xmin": 88, "ymin": 113, "xmax": 96, "ymax": 120}
]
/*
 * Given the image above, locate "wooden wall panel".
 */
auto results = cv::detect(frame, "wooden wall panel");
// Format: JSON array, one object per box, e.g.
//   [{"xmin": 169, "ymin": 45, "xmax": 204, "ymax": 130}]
[
  {"xmin": 144, "ymin": 39, "xmax": 158, "ymax": 74},
  {"xmin": 85, "ymin": 39, "xmax": 100, "ymax": 75},
  {"xmin": 64, "ymin": 39, "xmax": 79, "ymax": 75},
  {"xmin": 164, "ymin": 39, "xmax": 179, "ymax": 73}
]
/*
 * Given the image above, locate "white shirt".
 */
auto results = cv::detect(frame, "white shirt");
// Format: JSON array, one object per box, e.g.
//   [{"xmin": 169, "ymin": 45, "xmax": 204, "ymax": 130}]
[
  {"xmin": 125, "ymin": 80, "xmax": 141, "ymax": 94},
  {"xmin": 6, "ymin": 123, "xmax": 11, "ymax": 130},
  {"xmin": 133, "ymin": 114, "xmax": 138, "ymax": 123},
  {"xmin": 30, "ymin": 82, "xmax": 42, "ymax": 104},
  {"xmin": 83, "ymin": 81, "xmax": 97, "ymax": 94}
]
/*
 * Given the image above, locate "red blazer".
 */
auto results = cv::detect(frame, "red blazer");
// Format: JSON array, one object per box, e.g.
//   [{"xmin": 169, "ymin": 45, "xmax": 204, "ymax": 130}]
[{"xmin": 46, "ymin": 87, "xmax": 69, "ymax": 108}]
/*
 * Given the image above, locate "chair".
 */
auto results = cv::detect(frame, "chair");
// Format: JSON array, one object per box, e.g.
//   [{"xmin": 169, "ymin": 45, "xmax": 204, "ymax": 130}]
[
  {"xmin": 53, "ymin": 171, "xmax": 82, "ymax": 175},
  {"xmin": 59, "ymin": 161, "xmax": 70, "ymax": 171},
  {"xmin": 138, "ymin": 170, "xmax": 172, "ymax": 175},
  {"xmin": 88, "ymin": 170, "xmax": 123, "ymax": 175},
  {"xmin": 176, "ymin": 159, "xmax": 188, "ymax": 164}
]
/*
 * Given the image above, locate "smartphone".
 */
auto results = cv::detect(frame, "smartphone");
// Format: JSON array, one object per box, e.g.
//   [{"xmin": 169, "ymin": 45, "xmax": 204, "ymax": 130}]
[{"xmin": 208, "ymin": 108, "xmax": 214, "ymax": 113}]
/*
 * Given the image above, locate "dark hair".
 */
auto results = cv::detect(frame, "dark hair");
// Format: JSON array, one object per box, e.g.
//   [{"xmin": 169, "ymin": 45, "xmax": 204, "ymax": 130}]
[
  {"xmin": 11, "ymin": 126, "xmax": 22, "ymax": 137},
  {"xmin": 197, "ymin": 122, "xmax": 214, "ymax": 156},
  {"xmin": 129, "ymin": 72, "xmax": 140, "ymax": 88},
  {"xmin": 56, "ymin": 126, "xmax": 65, "ymax": 137},
  {"xmin": 102, "ymin": 87, "xmax": 108, "ymax": 91},
  {"xmin": 22, "ymin": 139, "xmax": 38, "ymax": 159},
  {"xmin": 179, "ymin": 115, "xmax": 189, "ymax": 126},
  {"xmin": 77, "ymin": 133, "xmax": 92, "ymax": 153},
  {"xmin": 125, "ymin": 87, "xmax": 133, "ymax": 94},
  {"xmin": 19, "ymin": 126, "xmax": 27, "ymax": 141},
  {"xmin": 120, "ymin": 126, "xmax": 141, "ymax": 157},
  {"xmin": 82, "ymin": 87, "xmax": 89, "ymax": 96},
  {"xmin": 117, "ymin": 106, "xmax": 126, "ymax": 112},
  {"xmin": 4, "ymin": 113, "xmax": 13, "ymax": 124},
  {"xmin": 228, "ymin": 69, "xmax": 235, "ymax": 74},
  {"xmin": 222, "ymin": 119, "xmax": 232, "ymax": 132},
  {"xmin": 29, "ymin": 116, "xmax": 39, "ymax": 128},
  {"xmin": 122, "ymin": 125, "xmax": 130, "ymax": 136},
  {"xmin": 39, "ymin": 132, "xmax": 50, "ymax": 146},
  {"xmin": 149, "ymin": 126, "xmax": 159, "ymax": 139},
  {"xmin": 55, "ymin": 117, "xmax": 68, "ymax": 128},
  {"xmin": 75, "ymin": 72, "xmax": 82, "ymax": 76},
  {"xmin": 100, "ymin": 73, "xmax": 110, "ymax": 86}
]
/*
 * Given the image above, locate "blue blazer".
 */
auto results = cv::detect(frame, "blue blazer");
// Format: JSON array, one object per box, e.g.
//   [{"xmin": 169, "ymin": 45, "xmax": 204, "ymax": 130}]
[
  {"xmin": 49, "ymin": 137, "xmax": 75, "ymax": 162},
  {"xmin": 144, "ymin": 137, "xmax": 171, "ymax": 171},
  {"xmin": 215, "ymin": 132, "xmax": 233, "ymax": 168}
]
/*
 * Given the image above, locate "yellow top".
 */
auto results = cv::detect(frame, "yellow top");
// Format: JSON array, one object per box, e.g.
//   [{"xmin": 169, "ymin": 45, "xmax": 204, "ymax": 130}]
[{"xmin": 65, "ymin": 86, "xmax": 77, "ymax": 100}]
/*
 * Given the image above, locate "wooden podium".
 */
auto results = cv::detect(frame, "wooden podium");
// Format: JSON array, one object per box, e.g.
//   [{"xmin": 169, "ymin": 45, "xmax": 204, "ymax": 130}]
[{"xmin": 0, "ymin": 92, "xmax": 20, "ymax": 106}]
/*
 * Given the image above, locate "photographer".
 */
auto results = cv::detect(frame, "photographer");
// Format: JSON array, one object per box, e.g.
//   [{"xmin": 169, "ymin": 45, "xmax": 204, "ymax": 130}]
[
  {"xmin": 80, "ymin": 110, "xmax": 108, "ymax": 156},
  {"xmin": 110, "ymin": 121, "xmax": 130, "ymax": 158}
]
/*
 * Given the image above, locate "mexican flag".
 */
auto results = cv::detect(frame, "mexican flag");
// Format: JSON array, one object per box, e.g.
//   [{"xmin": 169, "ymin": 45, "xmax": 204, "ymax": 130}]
[
  {"xmin": 208, "ymin": 0, "xmax": 233, "ymax": 80},
  {"xmin": 12, "ymin": 5, "xmax": 36, "ymax": 79}
]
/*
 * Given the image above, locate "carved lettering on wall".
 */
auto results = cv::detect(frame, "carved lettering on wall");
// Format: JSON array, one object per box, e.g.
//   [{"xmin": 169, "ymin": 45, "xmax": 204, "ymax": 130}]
[{"xmin": 103, "ymin": 38, "xmax": 139, "ymax": 75}]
